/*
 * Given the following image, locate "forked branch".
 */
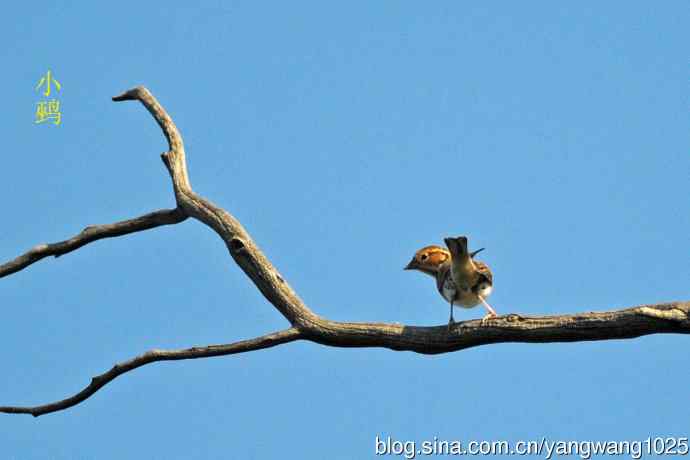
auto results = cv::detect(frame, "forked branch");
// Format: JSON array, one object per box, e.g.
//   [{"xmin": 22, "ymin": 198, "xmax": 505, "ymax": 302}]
[{"xmin": 2, "ymin": 86, "xmax": 688, "ymax": 417}]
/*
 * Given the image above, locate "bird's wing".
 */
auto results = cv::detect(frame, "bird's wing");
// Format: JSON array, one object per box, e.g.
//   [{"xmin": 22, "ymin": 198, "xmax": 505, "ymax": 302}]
[
  {"xmin": 473, "ymin": 260, "xmax": 493, "ymax": 284},
  {"xmin": 436, "ymin": 261, "xmax": 453, "ymax": 296}
]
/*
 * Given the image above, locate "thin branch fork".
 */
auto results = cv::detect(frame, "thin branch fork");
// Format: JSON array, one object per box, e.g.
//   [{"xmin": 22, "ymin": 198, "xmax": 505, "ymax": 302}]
[{"xmin": 1, "ymin": 86, "xmax": 688, "ymax": 417}]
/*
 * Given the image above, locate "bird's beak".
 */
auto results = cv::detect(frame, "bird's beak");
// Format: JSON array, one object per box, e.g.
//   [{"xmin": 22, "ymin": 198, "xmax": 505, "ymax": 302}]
[
  {"xmin": 404, "ymin": 259, "xmax": 417, "ymax": 270},
  {"xmin": 470, "ymin": 248, "xmax": 485, "ymax": 258}
]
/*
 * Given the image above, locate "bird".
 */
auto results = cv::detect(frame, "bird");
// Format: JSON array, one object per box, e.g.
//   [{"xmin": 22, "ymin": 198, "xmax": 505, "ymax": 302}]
[{"xmin": 404, "ymin": 237, "xmax": 496, "ymax": 329}]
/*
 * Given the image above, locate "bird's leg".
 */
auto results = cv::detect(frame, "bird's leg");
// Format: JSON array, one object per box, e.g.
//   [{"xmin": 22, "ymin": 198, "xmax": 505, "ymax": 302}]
[
  {"xmin": 478, "ymin": 295, "xmax": 497, "ymax": 321},
  {"xmin": 447, "ymin": 301, "xmax": 455, "ymax": 332}
]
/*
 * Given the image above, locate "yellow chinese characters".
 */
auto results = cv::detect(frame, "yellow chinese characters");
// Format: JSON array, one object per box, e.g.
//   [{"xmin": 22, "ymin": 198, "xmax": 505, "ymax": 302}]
[
  {"xmin": 35, "ymin": 100, "xmax": 61, "ymax": 125},
  {"xmin": 35, "ymin": 70, "xmax": 62, "ymax": 125}
]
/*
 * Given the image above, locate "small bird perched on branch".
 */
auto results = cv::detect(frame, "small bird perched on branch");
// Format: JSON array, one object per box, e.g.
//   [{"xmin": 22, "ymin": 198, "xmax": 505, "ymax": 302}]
[{"xmin": 405, "ymin": 236, "xmax": 496, "ymax": 329}]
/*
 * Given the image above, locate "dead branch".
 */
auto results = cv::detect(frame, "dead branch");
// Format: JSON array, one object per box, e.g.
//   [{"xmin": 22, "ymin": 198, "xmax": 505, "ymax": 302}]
[
  {"xmin": 2, "ymin": 86, "xmax": 688, "ymax": 417},
  {"xmin": 0, "ymin": 328, "xmax": 301, "ymax": 417},
  {"xmin": 0, "ymin": 208, "xmax": 186, "ymax": 278}
]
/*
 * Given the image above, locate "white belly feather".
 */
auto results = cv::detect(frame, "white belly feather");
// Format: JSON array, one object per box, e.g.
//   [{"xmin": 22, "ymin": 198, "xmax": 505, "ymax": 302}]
[{"xmin": 443, "ymin": 279, "xmax": 493, "ymax": 308}]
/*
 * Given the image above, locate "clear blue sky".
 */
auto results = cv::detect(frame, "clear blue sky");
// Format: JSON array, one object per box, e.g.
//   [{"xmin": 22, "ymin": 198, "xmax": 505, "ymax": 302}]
[{"xmin": 2, "ymin": 2, "xmax": 688, "ymax": 459}]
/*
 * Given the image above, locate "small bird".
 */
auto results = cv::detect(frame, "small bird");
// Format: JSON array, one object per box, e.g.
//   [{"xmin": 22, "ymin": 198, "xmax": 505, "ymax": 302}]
[{"xmin": 405, "ymin": 237, "xmax": 496, "ymax": 329}]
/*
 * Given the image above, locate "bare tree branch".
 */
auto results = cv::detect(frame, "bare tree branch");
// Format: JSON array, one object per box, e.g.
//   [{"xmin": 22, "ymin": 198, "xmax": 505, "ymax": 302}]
[
  {"xmin": 2, "ymin": 86, "xmax": 688, "ymax": 417},
  {"xmin": 0, "ymin": 208, "xmax": 186, "ymax": 278},
  {"xmin": 1, "ymin": 302, "xmax": 687, "ymax": 417},
  {"xmin": 302, "ymin": 301, "xmax": 690, "ymax": 354},
  {"xmin": 0, "ymin": 328, "xmax": 302, "ymax": 417}
]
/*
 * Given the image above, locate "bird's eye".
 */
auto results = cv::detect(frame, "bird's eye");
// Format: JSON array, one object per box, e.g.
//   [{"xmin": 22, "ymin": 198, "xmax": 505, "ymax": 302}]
[{"xmin": 420, "ymin": 254, "xmax": 428, "ymax": 261}]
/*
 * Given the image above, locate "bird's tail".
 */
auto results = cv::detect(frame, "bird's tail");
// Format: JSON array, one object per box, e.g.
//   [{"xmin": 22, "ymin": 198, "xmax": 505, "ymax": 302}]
[{"xmin": 443, "ymin": 236, "xmax": 469, "ymax": 260}]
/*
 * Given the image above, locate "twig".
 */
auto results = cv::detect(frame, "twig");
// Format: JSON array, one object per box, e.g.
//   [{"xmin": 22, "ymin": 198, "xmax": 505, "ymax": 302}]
[
  {"xmin": 0, "ymin": 328, "xmax": 302, "ymax": 417},
  {"xmin": 0, "ymin": 208, "xmax": 186, "ymax": 278}
]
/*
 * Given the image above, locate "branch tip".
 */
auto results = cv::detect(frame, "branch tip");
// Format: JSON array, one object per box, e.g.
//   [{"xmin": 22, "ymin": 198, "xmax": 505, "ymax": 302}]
[{"xmin": 112, "ymin": 86, "xmax": 146, "ymax": 102}]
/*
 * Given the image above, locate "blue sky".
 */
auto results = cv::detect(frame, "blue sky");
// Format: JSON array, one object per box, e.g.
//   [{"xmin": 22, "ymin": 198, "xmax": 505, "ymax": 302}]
[{"xmin": 1, "ymin": 2, "xmax": 688, "ymax": 458}]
